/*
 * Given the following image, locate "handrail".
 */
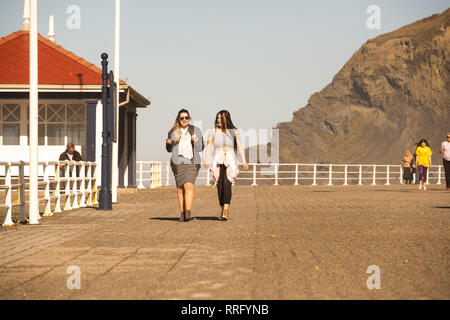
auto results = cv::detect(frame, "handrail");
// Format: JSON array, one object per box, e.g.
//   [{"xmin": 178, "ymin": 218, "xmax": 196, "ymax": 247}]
[
  {"xmin": 135, "ymin": 161, "xmax": 445, "ymax": 189},
  {"xmin": 1, "ymin": 160, "xmax": 98, "ymax": 227}
]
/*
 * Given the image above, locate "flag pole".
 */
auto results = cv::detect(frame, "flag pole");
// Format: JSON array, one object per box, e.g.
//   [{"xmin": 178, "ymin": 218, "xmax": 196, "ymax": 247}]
[
  {"xmin": 112, "ymin": 0, "xmax": 120, "ymax": 203},
  {"xmin": 29, "ymin": 0, "xmax": 39, "ymax": 224}
]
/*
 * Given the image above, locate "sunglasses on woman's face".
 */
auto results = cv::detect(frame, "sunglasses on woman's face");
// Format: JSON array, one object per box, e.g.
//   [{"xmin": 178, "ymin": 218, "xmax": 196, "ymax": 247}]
[{"xmin": 179, "ymin": 116, "xmax": 190, "ymax": 121}]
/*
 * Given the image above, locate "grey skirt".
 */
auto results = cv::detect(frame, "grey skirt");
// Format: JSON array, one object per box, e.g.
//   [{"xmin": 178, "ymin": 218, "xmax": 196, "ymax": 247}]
[{"xmin": 170, "ymin": 159, "xmax": 200, "ymax": 187}]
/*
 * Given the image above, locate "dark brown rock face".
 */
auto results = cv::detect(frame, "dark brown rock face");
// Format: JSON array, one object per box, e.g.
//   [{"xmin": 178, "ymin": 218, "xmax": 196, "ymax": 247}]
[{"xmin": 276, "ymin": 9, "xmax": 450, "ymax": 164}]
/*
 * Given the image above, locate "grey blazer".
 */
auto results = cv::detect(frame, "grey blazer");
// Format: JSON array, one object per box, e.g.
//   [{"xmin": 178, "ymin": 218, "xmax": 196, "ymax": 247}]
[{"xmin": 166, "ymin": 124, "xmax": 204, "ymax": 168}]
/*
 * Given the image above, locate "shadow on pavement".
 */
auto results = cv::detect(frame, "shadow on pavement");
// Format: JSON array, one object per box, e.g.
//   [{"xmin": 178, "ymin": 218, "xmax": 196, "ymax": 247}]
[{"xmin": 149, "ymin": 216, "xmax": 219, "ymax": 222}]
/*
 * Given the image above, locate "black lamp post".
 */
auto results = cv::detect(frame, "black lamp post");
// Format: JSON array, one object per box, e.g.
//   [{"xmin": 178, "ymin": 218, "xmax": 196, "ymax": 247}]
[{"xmin": 99, "ymin": 53, "xmax": 112, "ymax": 210}]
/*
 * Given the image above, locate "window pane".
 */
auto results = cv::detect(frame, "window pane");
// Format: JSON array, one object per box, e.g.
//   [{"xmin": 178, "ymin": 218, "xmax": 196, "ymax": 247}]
[
  {"xmin": 38, "ymin": 124, "xmax": 45, "ymax": 145},
  {"xmin": 47, "ymin": 104, "xmax": 65, "ymax": 122},
  {"xmin": 67, "ymin": 104, "xmax": 84, "ymax": 122},
  {"xmin": 38, "ymin": 104, "xmax": 45, "ymax": 121},
  {"xmin": 47, "ymin": 124, "xmax": 65, "ymax": 145},
  {"xmin": 2, "ymin": 124, "xmax": 20, "ymax": 145},
  {"xmin": 67, "ymin": 124, "xmax": 85, "ymax": 146},
  {"xmin": 2, "ymin": 104, "xmax": 20, "ymax": 122}
]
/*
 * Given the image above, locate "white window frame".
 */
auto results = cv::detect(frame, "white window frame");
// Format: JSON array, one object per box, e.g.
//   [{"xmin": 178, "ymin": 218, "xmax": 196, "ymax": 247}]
[{"xmin": 0, "ymin": 99, "xmax": 86, "ymax": 147}]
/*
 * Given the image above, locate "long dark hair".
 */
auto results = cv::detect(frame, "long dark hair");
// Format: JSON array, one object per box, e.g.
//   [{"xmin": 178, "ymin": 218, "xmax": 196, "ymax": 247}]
[
  {"xmin": 215, "ymin": 110, "xmax": 236, "ymax": 131},
  {"xmin": 418, "ymin": 138, "xmax": 430, "ymax": 148},
  {"xmin": 214, "ymin": 109, "xmax": 237, "ymax": 151}
]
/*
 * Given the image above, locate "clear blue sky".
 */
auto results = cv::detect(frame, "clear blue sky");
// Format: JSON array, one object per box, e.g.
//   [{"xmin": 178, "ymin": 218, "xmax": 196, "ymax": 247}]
[{"xmin": 1, "ymin": 0, "xmax": 449, "ymax": 161}]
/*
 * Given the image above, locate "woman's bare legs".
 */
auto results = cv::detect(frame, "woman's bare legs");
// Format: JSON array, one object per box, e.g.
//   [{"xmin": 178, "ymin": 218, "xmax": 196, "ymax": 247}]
[
  {"xmin": 177, "ymin": 186, "xmax": 185, "ymax": 221},
  {"xmin": 183, "ymin": 183, "xmax": 194, "ymax": 211}
]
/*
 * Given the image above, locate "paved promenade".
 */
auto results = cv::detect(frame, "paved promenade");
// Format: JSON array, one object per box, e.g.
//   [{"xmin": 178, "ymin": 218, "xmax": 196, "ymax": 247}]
[{"xmin": 0, "ymin": 185, "xmax": 449, "ymax": 299}]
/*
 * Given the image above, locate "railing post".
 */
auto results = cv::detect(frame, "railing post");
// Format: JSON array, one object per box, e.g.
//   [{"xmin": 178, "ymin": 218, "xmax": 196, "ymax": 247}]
[
  {"xmin": 385, "ymin": 165, "xmax": 390, "ymax": 185},
  {"xmin": 358, "ymin": 164, "xmax": 362, "ymax": 185},
  {"xmin": 63, "ymin": 160, "xmax": 72, "ymax": 211},
  {"xmin": 86, "ymin": 162, "xmax": 93, "ymax": 207},
  {"xmin": 19, "ymin": 161, "xmax": 27, "ymax": 222},
  {"xmin": 437, "ymin": 165, "xmax": 442, "ymax": 185},
  {"xmin": 72, "ymin": 161, "xmax": 79, "ymax": 209},
  {"xmin": 150, "ymin": 162, "xmax": 156, "ymax": 189},
  {"xmin": 251, "ymin": 164, "xmax": 257, "ymax": 186},
  {"xmin": 399, "ymin": 165, "xmax": 403, "ymax": 185},
  {"xmin": 2, "ymin": 162, "xmax": 14, "ymax": 227},
  {"xmin": 43, "ymin": 162, "xmax": 53, "ymax": 216},
  {"xmin": 137, "ymin": 162, "xmax": 145, "ymax": 189},
  {"xmin": 92, "ymin": 163, "xmax": 99, "ymax": 205},
  {"xmin": 206, "ymin": 167, "xmax": 211, "ymax": 186},
  {"xmin": 53, "ymin": 162, "xmax": 62, "ymax": 213},
  {"xmin": 327, "ymin": 164, "xmax": 332, "ymax": 186},
  {"xmin": 343, "ymin": 164, "xmax": 348, "ymax": 186},
  {"xmin": 425, "ymin": 167, "xmax": 430, "ymax": 185},
  {"xmin": 312, "ymin": 164, "xmax": 317, "ymax": 186},
  {"xmin": 79, "ymin": 162, "xmax": 86, "ymax": 208},
  {"xmin": 294, "ymin": 163, "xmax": 299, "ymax": 186},
  {"xmin": 165, "ymin": 162, "xmax": 170, "ymax": 186},
  {"xmin": 159, "ymin": 162, "xmax": 163, "ymax": 187},
  {"xmin": 371, "ymin": 165, "xmax": 376, "ymax": 185},
  {"xmin": 273, "ymin": 163, "xmax": 279, "ymax": 186}
]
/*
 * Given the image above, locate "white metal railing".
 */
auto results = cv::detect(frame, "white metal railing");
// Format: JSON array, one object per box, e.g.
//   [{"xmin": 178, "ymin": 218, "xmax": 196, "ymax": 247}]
[
  {"xmin": 136, "ymin": 161, "xmax": 445, "ymax": 189},
  {"xmin": 0, "ymin": 160, "xmax": 98, "ymax": 227}
]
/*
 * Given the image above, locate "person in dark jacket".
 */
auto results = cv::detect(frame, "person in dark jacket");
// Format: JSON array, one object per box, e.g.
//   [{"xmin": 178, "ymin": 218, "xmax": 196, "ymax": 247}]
[
  {"xmin": 166, "ymin": 109, "xmax": 204, "ymax": 222},
  {"xmin": 58, "ymin": 143, "xmax": 83, "ymax": 187}
]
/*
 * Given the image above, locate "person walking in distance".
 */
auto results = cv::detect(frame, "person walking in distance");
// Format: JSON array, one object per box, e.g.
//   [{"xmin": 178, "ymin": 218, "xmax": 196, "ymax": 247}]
[
  {"xmin": 415, "ymin": 139, "xmax": 432, "ymax": 190},
  {"xmin": 412, "ymin": 142, "xmax": 419, "ymax": 184},
  {"xmin": 440, "ymin": 132, "xmax": 450, "ymax": 190},
  {"xmin": 401, "ymin": 150, "xmax": 413, "ymax": 185},
  {"xmin": 204, "ymin": 110, "xmax": 248, "ymax": 221},
  {"xmin": 166, "ymin": 109, "xmax": 204, "ymax": 222}
]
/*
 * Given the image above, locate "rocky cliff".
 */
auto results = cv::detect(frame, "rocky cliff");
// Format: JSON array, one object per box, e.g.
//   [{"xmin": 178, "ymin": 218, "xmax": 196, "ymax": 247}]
[{"xmin": 276, "ymin": 9, "xmax": 450, "ymax": 164}]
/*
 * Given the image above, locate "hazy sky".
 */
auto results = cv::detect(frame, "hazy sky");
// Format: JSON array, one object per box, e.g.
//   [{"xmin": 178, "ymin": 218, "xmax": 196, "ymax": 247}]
[{"xmin": 1, "ymin": 0, "xmax": 449, "ymax": 161}]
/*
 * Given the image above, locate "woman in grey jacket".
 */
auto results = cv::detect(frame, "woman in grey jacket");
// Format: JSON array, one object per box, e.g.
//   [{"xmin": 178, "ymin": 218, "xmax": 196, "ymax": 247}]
[{"xmin": 166, "ymin": 109, "xmax": 204, "ymax": 222}]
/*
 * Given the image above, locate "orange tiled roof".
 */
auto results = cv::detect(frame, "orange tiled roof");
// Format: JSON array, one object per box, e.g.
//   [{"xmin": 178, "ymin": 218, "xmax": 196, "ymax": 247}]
[{"xmin": 0, "ymin": 30, "xmax": 126, "ymax": 86}]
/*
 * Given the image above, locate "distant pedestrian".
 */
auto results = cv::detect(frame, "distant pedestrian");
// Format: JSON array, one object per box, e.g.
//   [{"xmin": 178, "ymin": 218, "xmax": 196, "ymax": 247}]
[
  {"xmin": 58, "ymin": 143, "xmax": 83, "ymax": 189},
  {"xmin": 401, "ymin": 150, "xmax": 413, "ymax": 185},
  {"xmin": 166, "ymin": 109, "xmax": 204, "ymax": 222},
  {"xmin": 415, "ymin": 139, "xmax": 432, "ymax": 190},
  {"xmin": 440, "ymin": 132, "xmax": 450, "ymax": 190},
  {"xmin": 204, "ymin": 110, "xmax": 248, "ymax": 221},
  {"xmin": 412, "ymin": 142, "xmax": 419, "ymax": 184}
]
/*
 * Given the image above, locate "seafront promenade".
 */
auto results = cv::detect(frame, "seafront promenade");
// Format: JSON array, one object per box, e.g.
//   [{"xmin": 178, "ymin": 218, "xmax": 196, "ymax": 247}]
[{"xmin": 0, "ymin": 185, "xmax": 448, "ymax": 299}]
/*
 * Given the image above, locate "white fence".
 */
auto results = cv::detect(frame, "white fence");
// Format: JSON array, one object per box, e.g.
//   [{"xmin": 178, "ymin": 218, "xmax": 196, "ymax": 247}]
[
  {"xmin": 136, "ymin": 161, "xmax": 445, "ymax": 189},
  {"xmin": 0, "ymin": 160, "xmax": 98, "ymax": 227}
]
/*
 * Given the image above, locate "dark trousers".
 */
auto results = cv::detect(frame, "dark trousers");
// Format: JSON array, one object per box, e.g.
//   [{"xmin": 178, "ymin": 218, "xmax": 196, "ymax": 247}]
[
  {"xmin": 418, "ymin": 165, "xmax": 428, "ymax": 182},
  {"xmin": 217, "ymin": 164, "xmax": 232, "ymax": 206},
  {"xmin": 443, "ymin": 159, "xmax": 450, "ymax": 188}
]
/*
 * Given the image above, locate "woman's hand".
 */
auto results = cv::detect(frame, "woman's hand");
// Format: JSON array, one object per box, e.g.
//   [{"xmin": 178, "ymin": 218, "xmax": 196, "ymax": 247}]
[
  {"xmin": 166, "ymin": 139, "xmax": 172, "ymax": 144},
  {"xmin": 204, "ymin": 162, "xmax": 210, "ymax": 169},
  {"xmin": 243, "ymin": 161, "xmax": 249, "ymax": 171},
  {"xmin": 191, "ymin": 135, "xmax": 198, "ymax": 142}
]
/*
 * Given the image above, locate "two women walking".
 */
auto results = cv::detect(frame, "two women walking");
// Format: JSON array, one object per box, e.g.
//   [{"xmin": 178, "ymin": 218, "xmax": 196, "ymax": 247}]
[{"xmin": 166, "ymin": 109, "xmax": 248, "ymax": 222}]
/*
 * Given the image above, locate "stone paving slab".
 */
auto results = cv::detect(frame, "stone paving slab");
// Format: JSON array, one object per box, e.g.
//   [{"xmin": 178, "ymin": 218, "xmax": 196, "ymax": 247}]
[{"xmin": 0, "ymin": 185, "xmax": 449, "ymax": 299}]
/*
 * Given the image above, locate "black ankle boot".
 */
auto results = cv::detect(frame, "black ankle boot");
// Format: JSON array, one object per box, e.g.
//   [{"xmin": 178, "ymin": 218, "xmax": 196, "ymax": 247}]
[
  {"xmin": 185, "ymin": 210, "xmax": 192, "ymax": 221},
  {"xmin": 180, "ymin": 211, "xmax": 186, "ymax": 222}
]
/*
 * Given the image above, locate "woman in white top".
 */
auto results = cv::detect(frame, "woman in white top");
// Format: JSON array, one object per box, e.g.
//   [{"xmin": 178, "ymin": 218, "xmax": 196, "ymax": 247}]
[
  {"xmin": 166, "ymin": 109, "xmax": 204, "ymax": 222},
  {"xmin": 204, "ymin": 110, "xmax": 248, "ymax": 220},
  {"xmin": 440, "ymin": 132, "xmax": 450, "ymax": 190}
]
